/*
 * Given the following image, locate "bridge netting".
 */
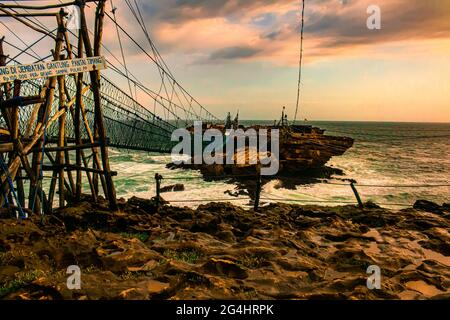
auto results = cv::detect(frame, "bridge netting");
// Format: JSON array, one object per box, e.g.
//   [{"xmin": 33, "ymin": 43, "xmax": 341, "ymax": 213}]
[{"xmin": 8, "ymin": 71, "xmax": 212, "ymax": 154}]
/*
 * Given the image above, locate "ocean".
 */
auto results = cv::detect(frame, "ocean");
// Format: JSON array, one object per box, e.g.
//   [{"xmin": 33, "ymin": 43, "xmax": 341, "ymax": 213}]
[{"xmin": 109, "ymin": 121, "xmax": 450, "ymax": 209}]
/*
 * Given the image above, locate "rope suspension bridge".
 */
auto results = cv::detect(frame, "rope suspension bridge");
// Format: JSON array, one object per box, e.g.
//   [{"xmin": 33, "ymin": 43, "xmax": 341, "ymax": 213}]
[{"xmin": 0, "ymin": 0, "xmax": 220, "ymax": 215}]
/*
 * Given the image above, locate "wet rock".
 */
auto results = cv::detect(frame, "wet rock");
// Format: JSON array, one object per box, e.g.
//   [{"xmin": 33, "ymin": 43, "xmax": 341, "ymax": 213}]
[
  {"xmin": 0, "ymin": 265, "xmax": 20, "ymax": 282},
  {"xmin": 294, "ymin": 216, "xmax": 323, "ymax": 228},
  {"xmin": 419, "ymin": 238, "xmax": 450, "ymax": 257},
  {"xmin": 328, "ymin": 249, "xmax": 377, "ymax": 272},
  {"xmin": 160, "ymin": 184, "xmax": 185, "ymax": 193},
  {"xmin": 1, "ymin": 198, "xmax": 449, "ymax": 300},
  {"xmin": 127, "ymin": 197, "xmax": 159, "ymax": 213},
  {"xmin": 323, "ymin": 232, "xmax": 375, "ymax": 242},
  {"xmin": 190, "ymin": 216, "xmax": 221, "ymax": 234},
  {"xmin": 118, "ymin": 280, "xmax": 170, "ymax": 299},
  {"xmin": 96, "ymin": 238, "xmax": 161, "ymax": 273},
  {"xmin": 216, "ymin": 230, "xmax": 236, "ymax": 243},
  {"xmin": 202, "ymin": 258, "xmax": 248, "ymax": 279},
  {"xmin": 413, "ymin": 200, "xmax": 444, "ymax": 215},
  {"xmin": 364, "ymin": 201, "xmax": 382, "ymax": 209}
]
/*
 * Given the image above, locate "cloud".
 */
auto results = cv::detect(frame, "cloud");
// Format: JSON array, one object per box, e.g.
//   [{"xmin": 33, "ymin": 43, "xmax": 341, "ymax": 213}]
[
  {"xmin": 261, "ymin": 30, "xmax": 282, "ymax": 40},
  {"xmin": 132, "ymin": 0, "xmax": 450, "ymax": 65},
  {"xmin": 208, "ymin": 46, "xmax": 261, "ymax": 61},
  {"xmin": 2, "ymin": 0, "xmax": 450, "ymax": 67},
  {"xmin": 150, "ymin": 0, "xmax": 294, "ymax": 22}
]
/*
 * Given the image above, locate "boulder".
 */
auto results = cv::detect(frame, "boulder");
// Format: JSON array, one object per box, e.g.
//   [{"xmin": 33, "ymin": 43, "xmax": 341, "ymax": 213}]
[
  {"xmin": 413, "ymin": 200, "xmax": 444, "ymax": 215},
  {"xmin": 160, "ymin": 184, "xmax": 185, "ymax": 193},
  {"xmin": 202, "ymin": 258, "xmax": 248, "ymax": 279}
]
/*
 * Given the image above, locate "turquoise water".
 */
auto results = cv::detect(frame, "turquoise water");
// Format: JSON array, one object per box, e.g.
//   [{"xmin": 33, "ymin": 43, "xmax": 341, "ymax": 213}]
[{"xmin": 109, "ymin": 121, "xmax": 450, "ymax": 209}]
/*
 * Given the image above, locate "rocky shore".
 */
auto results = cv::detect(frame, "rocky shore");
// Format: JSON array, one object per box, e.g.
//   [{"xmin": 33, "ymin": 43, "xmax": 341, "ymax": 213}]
[{"xmin": 0, "ymin": 197, "xmax": 449, "ymax": 300}]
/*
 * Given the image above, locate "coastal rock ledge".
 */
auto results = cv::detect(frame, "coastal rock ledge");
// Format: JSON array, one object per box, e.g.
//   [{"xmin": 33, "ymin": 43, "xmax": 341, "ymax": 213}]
[{"xmin": 0, "ymin": 198, "xmax": 449, "ymax": 300}]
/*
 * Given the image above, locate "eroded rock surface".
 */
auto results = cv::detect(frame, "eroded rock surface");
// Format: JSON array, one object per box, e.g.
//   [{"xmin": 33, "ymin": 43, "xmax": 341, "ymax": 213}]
[{"xmin": 0, "ymin": 198, "xmax": 449, "ymax": 300}]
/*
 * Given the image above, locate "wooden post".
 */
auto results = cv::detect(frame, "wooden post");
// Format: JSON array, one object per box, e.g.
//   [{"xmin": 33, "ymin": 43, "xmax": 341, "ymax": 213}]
[
  {"xmin": 0, "ymin": 38, "xmax": 12, "ymax": 207},
  {"xmin": 31, "ymin": 15, "xmax": 65, "ymax": 214},
  {"xmin": 350, "ymin": 182, "xmax": 364, "ymax": 208},
  {"xmin": 254, "ymin": 172, "xmax": 262, "ymax": 211},
  {"xmin": 78, "ymin": 0, "xmax": 117, "ymax": 210},
  {"xmin": 155, "ymin": 173, "xmax": 162, "ymax": 209},
  {"xmin": 62, "ymin": 17, "xmax": 87, "ymax": 202},
  {"xmin": 25, "ymin": 80, "xmax": 50, "ymax": 138},
  {"xmin": 0, "ymin": 40, "xmax": 39, "ymax": 209},
  {"xmin": 56, "ymin": 18, "xmax": 68, "ymax": 207},
  {"xmin": 74, "ymin": 30, "xmax": 84, "ymax": 201},
  {"xmin": 12, "ymin": 80, "xmax": 25, "ymax": 208},
  {"xmin": 0, "ymin": 41, "xmax": 37, "ymax": 214}
]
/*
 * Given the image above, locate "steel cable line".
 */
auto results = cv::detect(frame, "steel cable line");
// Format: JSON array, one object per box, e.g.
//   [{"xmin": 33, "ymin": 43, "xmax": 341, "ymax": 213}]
[
  {"xmin": 101, "ymin": 9, "xmax": 218, "ymax": 121},
  {"xmin": 126, "ymin": 0, "xmax": 174, "ymax": 78},
  {"xmin": 293, "ymin": 0, "xmax": 305, "ymax": 124},
  {"xmin": 3, "ymin": 39, "xmax": 42, "ymax": 62},
  {"xmin": 6, "ymin": 0, "xmax": 217, "ymax": 123},
  {"xmin": 110, "ymin": 0, "xmax": 135, "ymax": 102},
  {"xmin": 0, "ymin": 20, "xmax": 41, "ymax": 60},
  {"xmin": 67, "ymin": 25, "xmax": 198, "ymax": 124},
  {"xmin": 6, "ymin": 29, "xmax": 56, "ymax": 64},
  {"xmin": 5, "ymin": 13, "xmax": 182, "ymax": 132},
  {"xmin": 123, "ymin": 0, "xmax": 188, "ymax": 125},
  {"xmin": 157, "ymin": 175, "xmax": 449, "ymax": 188},
  {"xmin": 69, "ymin": 29, "xmax": 188, "ymax": 125}
]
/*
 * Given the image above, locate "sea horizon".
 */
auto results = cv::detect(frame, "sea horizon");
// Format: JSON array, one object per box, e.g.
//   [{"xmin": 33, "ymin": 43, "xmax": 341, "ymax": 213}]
[{"xmin": 238, "ymin": 119, "xmax": 450, "ymax": 125}]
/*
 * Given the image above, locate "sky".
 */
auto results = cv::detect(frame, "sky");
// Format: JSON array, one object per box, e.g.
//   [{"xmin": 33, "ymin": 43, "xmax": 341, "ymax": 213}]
[{"xmin": 1, "ymin": 0, "xmax": 450, "ymax": 122}]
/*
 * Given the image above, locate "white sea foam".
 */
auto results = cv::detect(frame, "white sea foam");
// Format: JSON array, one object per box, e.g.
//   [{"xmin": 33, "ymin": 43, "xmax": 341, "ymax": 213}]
[{"xmin": 107, "ymin": 122, "xmax": 450, "ymax": 209}]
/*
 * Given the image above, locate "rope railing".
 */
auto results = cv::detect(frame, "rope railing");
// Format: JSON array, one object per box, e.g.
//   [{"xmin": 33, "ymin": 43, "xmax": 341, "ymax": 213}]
[
  {"xmin": 152, "ymin": 173, "xmax": 448, "ymax": 210},
  {"xmin": 158, "ymin": 174, "xmax": 450, "ymax": 188}
]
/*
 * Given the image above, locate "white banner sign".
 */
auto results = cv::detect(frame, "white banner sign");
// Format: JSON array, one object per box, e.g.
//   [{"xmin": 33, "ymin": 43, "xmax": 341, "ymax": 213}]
[{"xmin": 0, "ymin": 56, "xmax": 107, "ymax": 83}]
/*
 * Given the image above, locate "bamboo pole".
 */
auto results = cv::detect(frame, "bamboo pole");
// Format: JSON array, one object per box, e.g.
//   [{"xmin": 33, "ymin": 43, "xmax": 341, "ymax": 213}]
[
  {"xmin": 68, "ymin": 30, "xmax": 104, "ymax": 202},
  {"xmin": 0, "ymin": 0, "xmax": 97, "ymax": 10},
  {"xmin": 12, "ymin": 80, "xmax": 25, "ymax": 207},
  {"xmin": 57, "ymin": 57, "xmax": 67, "ymax": 207},
  {"xmin": 0, "ymin": 7, "xmax": 56, "ymax": 39},
  {"xmin": 67, "ymin": 92, "xmax": 99, "ymax": 202},
  {"xmin": 64, "ymin": 1, "xmax": 107, "ymax": 201},
  {"xmin": 25, "ymin": 80, "xmax": 49, "ymax": 138},
  {"xmin": 78, "ymin": 0, "xmax": 117, "ymax": 210},
  {"xmin": 58, "ymin": 18, "xmax": 77, "ymax": 197},
  {"xmin": 0, "ymin": 40, "xmax": 23, "ymax": 208},
  {"xmin": 0, "ymin": 38, "xmax": 12, "ymax": 133},
  {"xmin": 74, "ymin": 25, "xmax": 83, "ymax": 201},
  {"xmin": 0, "ymin": 12, "xmax": 60, "ymax": 17},
  {"xmin": 0, "ymin": 42, "xmax": 40, "ymax": 207},
  {"xmin": 29, "ymin": 16, "xmax": 64, "ymax": 214},
  {"xmin": 45, "ymin": 150, "xmax": 73, "ymax": 199},
  {"xmin": 78, "ymin": 95, "xmax": 108, "ymax": 195}
]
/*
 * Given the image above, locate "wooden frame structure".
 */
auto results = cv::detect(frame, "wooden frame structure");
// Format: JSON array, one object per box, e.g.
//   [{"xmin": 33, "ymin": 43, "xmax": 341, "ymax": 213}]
[{"xmin": 0, "ymin": 0, "xmax": 118, "ymax": 214}]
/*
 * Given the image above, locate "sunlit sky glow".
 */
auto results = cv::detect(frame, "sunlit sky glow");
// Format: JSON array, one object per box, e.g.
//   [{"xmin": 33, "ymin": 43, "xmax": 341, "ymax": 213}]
[{"xmin": 1, "ymin": 0, "xmax": 450, "ymax": 122}]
